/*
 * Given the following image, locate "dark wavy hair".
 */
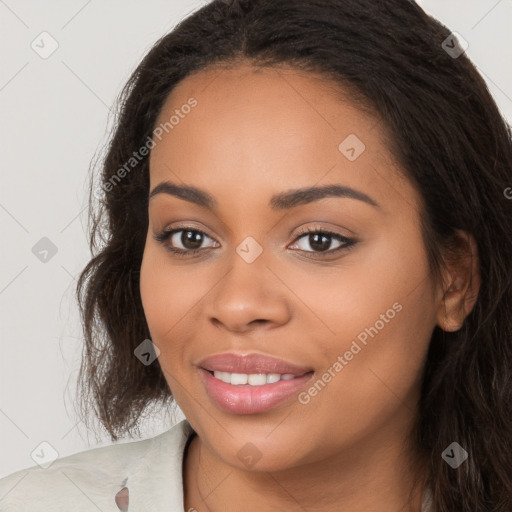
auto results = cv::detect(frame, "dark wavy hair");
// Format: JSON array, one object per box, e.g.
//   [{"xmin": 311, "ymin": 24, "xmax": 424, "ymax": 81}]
[{"xmin": 75, "ymin": 0, "xmax": 512, "ymax": 509}]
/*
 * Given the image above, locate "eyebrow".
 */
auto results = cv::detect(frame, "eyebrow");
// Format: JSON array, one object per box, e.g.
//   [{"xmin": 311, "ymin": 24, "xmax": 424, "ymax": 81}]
[{"xmin": 148, "ymin": 181, "xmax": 380, "ymax": 211}]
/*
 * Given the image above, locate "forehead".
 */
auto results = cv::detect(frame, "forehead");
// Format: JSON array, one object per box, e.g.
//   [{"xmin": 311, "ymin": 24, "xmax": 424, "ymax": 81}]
[{"xmin": 148, "ymin": 63, "xmax": 419, "ymax": 215}]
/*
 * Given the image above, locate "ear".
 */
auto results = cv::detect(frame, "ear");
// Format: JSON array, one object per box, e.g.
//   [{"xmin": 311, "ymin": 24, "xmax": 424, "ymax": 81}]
[{"xmin": 436, "ymin": 230, "xmax": 480, "ymax": 332}]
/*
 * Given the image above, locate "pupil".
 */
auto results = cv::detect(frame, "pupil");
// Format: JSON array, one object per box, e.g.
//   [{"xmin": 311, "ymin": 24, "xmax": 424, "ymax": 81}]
[
  {"xmin": 310, "ymin": 233, "xmax": 330, "ymax": 252},
  {"xmin": 183, "ymin": 230, "xmax": 203, "ymax": 249}
]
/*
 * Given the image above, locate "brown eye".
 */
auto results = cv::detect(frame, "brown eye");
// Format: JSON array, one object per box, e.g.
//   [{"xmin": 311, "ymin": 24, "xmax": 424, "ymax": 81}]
[
  {"xmin": 289, "ymin": 227, "xmax": 357, "ymax": 257},
  {"xmin": 154, "ymin": 226, "xmax": 218, "ymax": 256},
  {"xmin": 173, "ymin": 229, "xmax": 205, "ymax": 250}
]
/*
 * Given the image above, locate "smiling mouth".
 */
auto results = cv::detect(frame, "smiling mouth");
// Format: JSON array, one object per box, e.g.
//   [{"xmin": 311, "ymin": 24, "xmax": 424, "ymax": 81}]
[
  {"xmin": 205, "ymin": 370, "xmax": 312, "ymax": 386},
  {"xmin": 199, "ymin": 368, "xmax": 315, "ymax": 414}
]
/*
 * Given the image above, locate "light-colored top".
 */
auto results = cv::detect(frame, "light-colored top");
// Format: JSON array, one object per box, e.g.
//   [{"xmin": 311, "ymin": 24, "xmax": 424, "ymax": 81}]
[{"xmin": 0, "ymin": 418, "xmax": 433, "ymax": 511}]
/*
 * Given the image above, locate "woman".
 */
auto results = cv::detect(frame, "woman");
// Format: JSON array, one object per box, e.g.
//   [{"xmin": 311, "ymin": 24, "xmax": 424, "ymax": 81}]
[{"xmin": 1, "ymin": 0, "xmax": 511, "ymax": 510}]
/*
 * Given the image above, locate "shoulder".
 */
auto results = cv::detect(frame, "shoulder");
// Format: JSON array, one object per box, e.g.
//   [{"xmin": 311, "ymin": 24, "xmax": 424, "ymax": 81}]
[{"xmin": 0, "ymin": 419, "xmax": 195, "ymax": 512}]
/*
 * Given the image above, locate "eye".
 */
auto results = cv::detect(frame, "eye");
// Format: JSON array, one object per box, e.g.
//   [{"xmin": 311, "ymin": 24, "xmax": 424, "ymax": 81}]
[
  {"xmin": 154, "ymin": 226, "xmax": 218, "ymax": 256},
  {"xmin": 289, "ymin": 226, "xmax": 356, "ymax": 257}
]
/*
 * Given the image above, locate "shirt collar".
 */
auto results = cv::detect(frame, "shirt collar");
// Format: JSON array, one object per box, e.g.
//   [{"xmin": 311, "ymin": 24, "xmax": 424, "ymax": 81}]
[{"xmin": 122, "ymin": 418, "xmax": 195, "ymax": 510}]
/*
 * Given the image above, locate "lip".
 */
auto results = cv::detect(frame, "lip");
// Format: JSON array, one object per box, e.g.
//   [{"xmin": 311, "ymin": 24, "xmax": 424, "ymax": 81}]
[
  {"xmin": 196, "ymin": 352, "xmax": 315, "ymax": 414},
  {"xmin": 199, "ymin": 368, "xmax": 315, "ymax": 414},
  {"xmin": 197, "ymin": 352, "xmax": 313, "ymax": 375}
]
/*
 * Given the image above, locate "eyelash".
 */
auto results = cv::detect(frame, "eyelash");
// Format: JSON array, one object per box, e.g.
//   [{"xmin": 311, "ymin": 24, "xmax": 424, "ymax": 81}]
[{"xmin": 154, "ymin": 224, "xmax": 357, "ymax": 259}]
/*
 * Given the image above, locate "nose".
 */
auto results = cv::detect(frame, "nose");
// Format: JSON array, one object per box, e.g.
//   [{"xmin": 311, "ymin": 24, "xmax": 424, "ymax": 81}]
[{"xmin": 207, "ymin": 251, "xmax": 291, "ymax": 333}]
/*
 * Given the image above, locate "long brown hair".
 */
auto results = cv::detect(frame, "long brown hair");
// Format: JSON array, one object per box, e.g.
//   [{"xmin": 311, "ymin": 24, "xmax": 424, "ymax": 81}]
[{"xmin": 76, "ymin": 1, "xmax": 512, "ymax": 509}]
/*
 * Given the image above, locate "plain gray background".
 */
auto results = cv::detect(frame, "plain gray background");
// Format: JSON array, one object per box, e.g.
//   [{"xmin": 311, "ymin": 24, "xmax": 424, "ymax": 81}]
[{"xmin": 1, "ymin": 0, "xmax": 511, "ymax": 479}]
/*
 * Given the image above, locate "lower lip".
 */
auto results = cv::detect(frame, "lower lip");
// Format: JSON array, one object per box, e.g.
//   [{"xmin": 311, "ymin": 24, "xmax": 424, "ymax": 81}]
[{"xmin": 199, "ymin": 368, "xmax": 314, "ymax": 414}]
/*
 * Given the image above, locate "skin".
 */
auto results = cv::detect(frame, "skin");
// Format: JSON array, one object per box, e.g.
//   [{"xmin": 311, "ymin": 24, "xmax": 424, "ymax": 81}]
[{"xmin": 139, "ymin": 63, "xmax": 479, "ymax": 511}]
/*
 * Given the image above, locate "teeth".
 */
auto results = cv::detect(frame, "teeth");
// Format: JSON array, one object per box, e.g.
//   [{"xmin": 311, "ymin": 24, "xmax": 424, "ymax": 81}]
[
  {"xmin": 266, "ymin": 373, "xmax": 281, "ymax": 384},
  {"xmin": 212, "ymin": 371, "xmax": 300, "ymax": 385},
  {"xmin": 231, "ymin": 373, "xmax": 248, "ymax": 385},
  {"xmin": 248, "ymin": 373, "xmax": 267, "ymax": 385}
]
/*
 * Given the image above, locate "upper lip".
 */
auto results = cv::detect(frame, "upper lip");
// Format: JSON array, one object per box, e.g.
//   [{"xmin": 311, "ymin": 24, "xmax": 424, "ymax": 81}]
[{"xmin": 198, "ymin": 353, "xmax": 313, "ymax": 375}]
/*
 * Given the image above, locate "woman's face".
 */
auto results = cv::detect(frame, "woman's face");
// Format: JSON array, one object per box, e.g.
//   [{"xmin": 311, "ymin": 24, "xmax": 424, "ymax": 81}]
[{"xmin": 140, "ymin": 64, "xmax": 441, "ymax": 471}]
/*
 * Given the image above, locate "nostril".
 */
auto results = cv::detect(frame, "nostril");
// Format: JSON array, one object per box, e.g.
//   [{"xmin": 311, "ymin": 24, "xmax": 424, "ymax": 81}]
[{"xmin": 115, "ymin": 486, "xmax": 129, "ymax": 511}]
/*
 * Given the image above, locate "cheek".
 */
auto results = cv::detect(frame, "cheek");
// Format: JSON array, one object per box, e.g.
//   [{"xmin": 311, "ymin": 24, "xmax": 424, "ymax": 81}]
[
  {"xmin": 299, "ymin": 228, "xmax": 434, "ymax": 408},
  {"xmin": 139, "ymin": 241, "xmax": 220, "ymax": 369},
  {"xmin": 139, "ymin": 245, "xmax": 195, "ymax": 350},
  {"xmin": 290, "ymin": 228, "xmax": 433, "ymax": 347},
  {"xmin": 140, "ymin": 246, "xmax": 170, "ymax": 333}
]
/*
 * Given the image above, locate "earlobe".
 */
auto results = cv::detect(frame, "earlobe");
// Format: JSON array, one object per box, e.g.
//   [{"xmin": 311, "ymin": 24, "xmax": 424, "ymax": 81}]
[{"xmin": 435, "ymin": 231, "xmax": 480, "ymax": 333}]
